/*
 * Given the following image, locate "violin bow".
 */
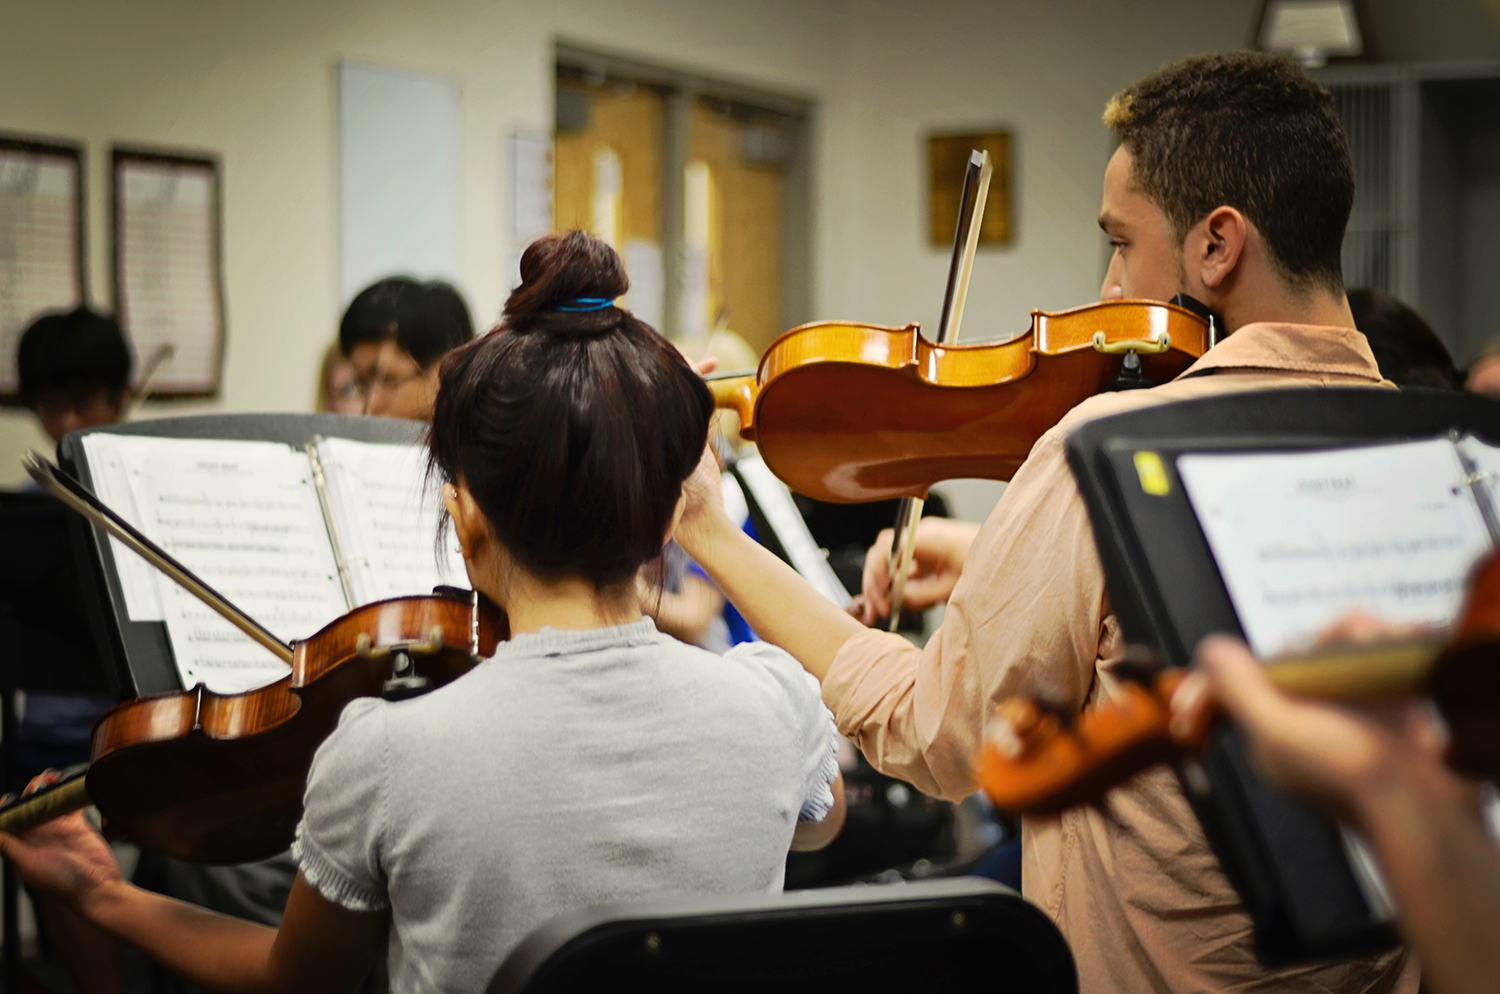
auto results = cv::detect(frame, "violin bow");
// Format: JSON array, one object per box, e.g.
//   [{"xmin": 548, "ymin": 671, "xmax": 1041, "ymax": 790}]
[
  {"xmin": 885, "ymin": 149, "xmax": 993, "ymax": 631},
  {"xmin": 22, "ymin": 450, "xmax": 295, "ymax": 664},
  {"xmin": 122, "ymin": 343, "xmax": 176, "ymax": 421}
]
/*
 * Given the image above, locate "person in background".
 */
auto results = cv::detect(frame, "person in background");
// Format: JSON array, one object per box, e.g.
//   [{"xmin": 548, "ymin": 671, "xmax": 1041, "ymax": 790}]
[
  {"xmin": 12, "ymin": 305, "xmax": 133, "ymax": 992},
  {"xmin": 339, "ymin": 277, "xmax": 475, "ymax": 420},
  {"xmin": 18, "ymin": 306, "xmax": 132, "ymax": 444},
  {"xmin": 314, "ymin": 341, "xmax": 364, "ymax": 415},
  {"xmin": 1465, "ymin": 337, "xmax": 1500, "ymax": 397},
  {"xmin": 1347, "ymin": 287, "xmax": 1462, "ymax": 389},
  {"xmin": 1171, "ymin": 633, "xmax": 1500, "ymax": 994}
]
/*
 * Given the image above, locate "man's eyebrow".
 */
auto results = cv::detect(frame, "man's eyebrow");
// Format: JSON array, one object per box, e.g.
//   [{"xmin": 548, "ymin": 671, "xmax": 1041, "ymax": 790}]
[{"xmin": 1097, "ymin": 211, "xmax": 1120, "ymax": 232}]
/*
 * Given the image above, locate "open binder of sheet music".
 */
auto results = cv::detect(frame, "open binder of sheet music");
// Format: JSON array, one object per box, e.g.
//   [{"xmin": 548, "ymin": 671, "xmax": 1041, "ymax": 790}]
[
  {"xmin": 1176, "ymin": 432, "xmax": 1500, "ymax": 921},
  {"xmin": 81, "ymin": 434, "xmax": 465, "ymax": 695}
]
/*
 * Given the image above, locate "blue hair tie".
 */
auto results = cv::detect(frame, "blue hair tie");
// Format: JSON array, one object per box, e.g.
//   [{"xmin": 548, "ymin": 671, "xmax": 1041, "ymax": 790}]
[{"xmin": 554, "ymin": 297, "xmax": 616, "ymax": 312}]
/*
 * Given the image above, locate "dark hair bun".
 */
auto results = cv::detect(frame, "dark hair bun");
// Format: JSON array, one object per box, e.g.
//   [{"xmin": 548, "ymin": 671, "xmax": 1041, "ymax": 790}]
[
  {"xmin": 503, "ymin": 231, "xmax": 630, "ymax": 336},
  {"xmin": 428, "ymin": 233, "xmax": 712, "ymax": 589}
]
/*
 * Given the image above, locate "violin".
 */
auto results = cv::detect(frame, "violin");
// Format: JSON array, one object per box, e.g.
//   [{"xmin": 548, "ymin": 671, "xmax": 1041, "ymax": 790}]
[
  {"xmin": 5, "ymin": 453, "xmax": 506, "ymax": 863},
  {"xmin": 975, "ymin": 554, "xmax": 1500, "ymax": 815},
  {"xmin": 710, "ymin": 298, "xmax": 1210, "ymax": 505}
]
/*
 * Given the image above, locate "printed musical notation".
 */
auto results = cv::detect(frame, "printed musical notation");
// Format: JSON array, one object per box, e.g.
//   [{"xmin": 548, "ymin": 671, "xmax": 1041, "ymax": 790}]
[
  {"xmin": 135, "ymin": 440, "xmax": 346, "ymax": 693},
  {"xmin": 0, "ymin": 138, "xmax": 84, "ymax": 401},
  {"xmin": 114, "ymin": 150, "xmax": 224, "ymax": 397},
  {"xmin": 1178, "ymin": 438, "xmax": 1494, "ymax": 658},
  {"xmin": 314, "ymin": 437, "xmax": 465, "ymax": 604},
  {"xmin": 79, "ymin": 433, "xmax": 467, "ymax": 693}
]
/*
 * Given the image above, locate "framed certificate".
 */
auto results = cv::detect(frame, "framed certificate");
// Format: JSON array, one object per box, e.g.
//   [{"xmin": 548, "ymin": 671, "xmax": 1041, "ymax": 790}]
[
  {"xmin": 113, "ymin": 147, "xmax": 226, "ymax": 398},
  {"xmin": 0, "ymin": 135, "xmax": 86, "ymax": 403}
]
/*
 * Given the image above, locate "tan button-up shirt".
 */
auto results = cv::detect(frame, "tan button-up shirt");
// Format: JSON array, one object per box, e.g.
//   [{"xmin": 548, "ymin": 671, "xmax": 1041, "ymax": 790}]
[{"xmin": 823, "ymin": 323, "xmax": 1417, "ymax": 993}]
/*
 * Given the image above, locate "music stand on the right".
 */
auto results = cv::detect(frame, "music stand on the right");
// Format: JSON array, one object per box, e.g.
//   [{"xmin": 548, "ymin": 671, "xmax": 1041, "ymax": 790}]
[{"xmin": 1066, "ymin": 385, "xmax": 1500, "ymax": 967}]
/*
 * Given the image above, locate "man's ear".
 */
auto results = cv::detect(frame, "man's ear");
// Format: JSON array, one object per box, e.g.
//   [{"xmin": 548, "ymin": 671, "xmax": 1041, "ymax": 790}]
[
  {"xmin": 442, "ymin": 480, "xmax": 488, "ymax": 562},
  {"xmin": 1186, "ymin": 206, "xmax": 1247, "ymax": 290}
]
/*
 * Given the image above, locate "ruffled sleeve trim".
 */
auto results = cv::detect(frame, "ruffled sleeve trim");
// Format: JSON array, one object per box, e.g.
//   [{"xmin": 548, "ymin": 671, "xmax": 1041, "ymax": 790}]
[
  {"xmin": 799, "ymin": 713, "xmax": 842, "ymax": 823},
  {"xmin": 292, "ymin": 832, "xmax": 390, "ymax": 913}
]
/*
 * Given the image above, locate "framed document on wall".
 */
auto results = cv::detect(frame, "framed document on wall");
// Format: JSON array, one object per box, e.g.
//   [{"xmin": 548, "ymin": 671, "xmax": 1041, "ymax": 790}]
[
  {"xmin": 929, "ymin": 130, "xmax": 1011, "ymax": 246},
  {"xmin": 113, "ymin": 147, "xmax": 225, "ymax": 398},
  {"xmin": 0, "ymin": 136, "xmax": 86, "ymax": 404}
]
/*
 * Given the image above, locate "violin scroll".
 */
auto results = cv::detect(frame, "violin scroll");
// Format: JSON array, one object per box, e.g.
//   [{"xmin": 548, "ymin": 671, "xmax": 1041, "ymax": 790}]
[{"xmin": 976, "ymin": 669, "xmax": 1209, "ymax": 815}]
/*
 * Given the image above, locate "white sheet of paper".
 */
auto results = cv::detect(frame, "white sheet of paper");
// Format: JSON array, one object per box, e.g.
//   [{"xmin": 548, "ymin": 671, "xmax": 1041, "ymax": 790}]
[
  {"xmin": 130, "ymin": 440, "xmax": 347, "ymax": 693},
  {"xmin": 80, "ymin": 434, "xmax": 167, "ymax": 621},
  {"xmin": 734, "ymin": 454, "xmax": 851, "ymax": 608},
  {"xmin": 314, "ymin": 437, "xmax": 466, "ymax": 604},
  {"xmin": 1177, "ymin": 438, "xmax": 1492, "ymax": 657}
]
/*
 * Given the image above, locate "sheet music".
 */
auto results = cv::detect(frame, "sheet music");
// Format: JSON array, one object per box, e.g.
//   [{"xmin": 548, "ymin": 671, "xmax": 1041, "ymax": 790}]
[
  {"xmin": 313, "ymin": 437, "xmax": 466, "ymax": 604},
  {"xmin": 127, "ymin": 439, "xmax": 346, "ymax": 694},
  {"xmin": 733, "ymin": 454, "xmax": 851, "ymax": 608},
  {"xmin": 116, "ymin": 156, "xmax": 221, "ymax": 394},
  {"xmin": 1177, "ymin": 438, "xmax": 1492, "ymax": 658},
  {"xmin": 0, "ymin": 144, "xmax": 81, "ymax": 397},
  {"xmin": 80, "ymin": 434, "xmax": 168, "ymax": 621}
]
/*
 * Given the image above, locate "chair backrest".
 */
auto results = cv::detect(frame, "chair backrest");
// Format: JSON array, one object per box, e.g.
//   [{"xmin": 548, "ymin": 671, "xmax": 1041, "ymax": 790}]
[{"xmin": 488, "ymin": 878, "xmax": 1076, "ymax": 994}]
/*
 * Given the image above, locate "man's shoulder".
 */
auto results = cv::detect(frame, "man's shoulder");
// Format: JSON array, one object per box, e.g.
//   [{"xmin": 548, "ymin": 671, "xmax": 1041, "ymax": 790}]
[{"xmin": 1044, "ymin": 385, "xmax": 1186, "ymax": 446}]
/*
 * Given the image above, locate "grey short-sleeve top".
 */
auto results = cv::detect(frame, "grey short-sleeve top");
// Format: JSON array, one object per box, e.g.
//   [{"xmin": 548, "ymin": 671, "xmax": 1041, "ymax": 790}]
[{"xmin": 292, "ymin": 617, "xmax": 839, "ymax": 994}]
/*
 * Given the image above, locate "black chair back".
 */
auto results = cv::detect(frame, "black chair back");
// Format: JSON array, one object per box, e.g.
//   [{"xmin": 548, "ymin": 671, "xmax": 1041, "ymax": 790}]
[{"xmin": 489, "ymin": 878, "xmax": 1076, "ymax": 994}]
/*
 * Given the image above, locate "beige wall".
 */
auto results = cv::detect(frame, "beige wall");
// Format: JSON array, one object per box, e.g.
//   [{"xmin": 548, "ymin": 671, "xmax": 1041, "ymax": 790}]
[{"xmin": 0, "ymin": 0, "xmax": 1385, "ymax": 490}]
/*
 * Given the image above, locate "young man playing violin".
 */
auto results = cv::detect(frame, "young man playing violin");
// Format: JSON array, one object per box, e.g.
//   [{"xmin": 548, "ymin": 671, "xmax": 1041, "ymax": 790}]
[{"xmin": 674, "ymin": 51, "xmax": 1413, "ymax": 992}]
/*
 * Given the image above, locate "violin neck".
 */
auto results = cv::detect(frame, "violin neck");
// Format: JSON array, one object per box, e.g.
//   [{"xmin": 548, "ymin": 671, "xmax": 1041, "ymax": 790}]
[
  {"xmin": 1265, "ymin": 639, "xmax": 1440, "ymax": 701},
  {"xmin": 0, "ymin": 767, "xmax": 92, "ymax": 838}
]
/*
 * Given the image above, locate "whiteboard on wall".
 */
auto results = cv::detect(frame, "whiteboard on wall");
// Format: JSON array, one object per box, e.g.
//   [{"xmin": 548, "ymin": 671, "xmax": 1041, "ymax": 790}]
[{"xmin": 338, "ymin": 61, "xmax": 463, "ymax": 304}]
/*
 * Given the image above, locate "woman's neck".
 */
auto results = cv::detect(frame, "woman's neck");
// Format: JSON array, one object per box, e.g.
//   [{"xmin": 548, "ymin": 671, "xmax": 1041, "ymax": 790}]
[{"xmin": 494, "ymin": 570, "xmax": 641, "ymax": 636}]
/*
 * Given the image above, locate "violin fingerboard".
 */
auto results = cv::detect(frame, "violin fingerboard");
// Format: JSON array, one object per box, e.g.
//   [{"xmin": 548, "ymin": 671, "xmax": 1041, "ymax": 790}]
[{"xmin": 0, "ymin": 775, "xmax": 91, "ymax": 836}]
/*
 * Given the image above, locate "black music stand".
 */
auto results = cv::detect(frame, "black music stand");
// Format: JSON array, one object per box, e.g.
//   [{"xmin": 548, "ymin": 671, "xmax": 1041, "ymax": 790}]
[
  {"xmin": 1065, "ymin": 385, "xmax": 1500, "ymax": 966},
  {"xmin": 57, "ymin": 414, "xmax": 428, "ymax": 697},
  {"xmin": 488, "ymin": 878, "xmax": 1076, "ymax": 994},
  {"xmin": 0, "ymin": 490, "xmax": 116, "ymax": 992}
]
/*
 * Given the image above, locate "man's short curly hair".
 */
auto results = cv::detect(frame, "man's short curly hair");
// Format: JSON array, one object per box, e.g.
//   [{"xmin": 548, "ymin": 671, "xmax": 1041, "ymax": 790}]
[{"xmin": 1105, "ymin": 51, "xmax": 1354, "ymax": 294}]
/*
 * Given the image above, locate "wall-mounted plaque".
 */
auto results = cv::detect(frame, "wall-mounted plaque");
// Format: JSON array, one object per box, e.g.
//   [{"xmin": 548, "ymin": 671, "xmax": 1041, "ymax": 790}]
[
  {"xmin": 0, "ymin": 136, "xmax": 86, "ymax": 403},
  {"xmin": 929, "ymin": 131, "xmax": 1011, "ymax": 246},
  {"xmin": 113, "ymin": 147, "xmax": 225, "ymax": 398}
]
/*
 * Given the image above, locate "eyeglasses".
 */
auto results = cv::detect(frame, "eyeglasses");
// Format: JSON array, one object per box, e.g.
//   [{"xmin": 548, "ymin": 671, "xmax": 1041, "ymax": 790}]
[{"xmin": 354, "ymin": 369, "xmax": 423, "ymax": 395}]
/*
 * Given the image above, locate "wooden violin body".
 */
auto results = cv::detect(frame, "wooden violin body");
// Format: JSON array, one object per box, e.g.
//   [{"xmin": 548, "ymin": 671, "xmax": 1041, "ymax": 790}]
[
  {"xmin": 712, "ymin": 299, "xmax": 1210, "ymax": 503},
  {"xmin": 79, "ymin": 591, "xmax": 505, "ymax": 863}
]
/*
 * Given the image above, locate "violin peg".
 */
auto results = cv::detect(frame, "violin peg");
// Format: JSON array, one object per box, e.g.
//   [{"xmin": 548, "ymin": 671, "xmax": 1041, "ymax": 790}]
[{"xmin": 988, "ymin": 698, "xmax": 1064, "ymax": 759}]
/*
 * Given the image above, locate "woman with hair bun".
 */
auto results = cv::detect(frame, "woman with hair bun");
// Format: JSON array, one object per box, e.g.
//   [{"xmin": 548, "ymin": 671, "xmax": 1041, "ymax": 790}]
[{"xmin": 0, "ymin": 231, "xmax": 846, "ymax": 994}]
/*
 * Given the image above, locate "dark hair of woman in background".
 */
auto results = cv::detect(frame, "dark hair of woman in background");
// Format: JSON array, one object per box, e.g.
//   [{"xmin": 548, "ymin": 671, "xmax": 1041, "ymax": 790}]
[
  {"xmin": 1347, "ymin": 287, "xmax": 1462, "ymax": 390},
  {"xmin": 338, "ymin": 277, "xmax": 475, "ymax": 419}
]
